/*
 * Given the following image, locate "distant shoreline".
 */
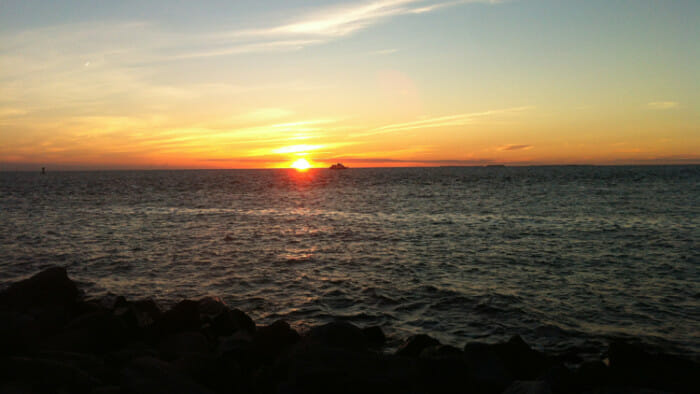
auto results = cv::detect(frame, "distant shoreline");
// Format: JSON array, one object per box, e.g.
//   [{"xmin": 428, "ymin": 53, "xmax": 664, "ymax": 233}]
[{"xmin": 1, "ymin": 163, "xmax": 698, "ymax": 172}]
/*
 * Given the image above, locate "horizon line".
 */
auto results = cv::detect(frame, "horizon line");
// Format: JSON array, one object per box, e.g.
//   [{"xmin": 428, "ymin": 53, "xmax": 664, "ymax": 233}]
[{"xmin": 1, "ymin": 163, "xmax": 699, "ymax": 172}]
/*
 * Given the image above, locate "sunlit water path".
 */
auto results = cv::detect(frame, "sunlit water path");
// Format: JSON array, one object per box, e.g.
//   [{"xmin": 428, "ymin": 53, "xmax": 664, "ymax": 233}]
[{"xmin": 1, "ymin": 166, "xmax": 698, "ymax": 355}]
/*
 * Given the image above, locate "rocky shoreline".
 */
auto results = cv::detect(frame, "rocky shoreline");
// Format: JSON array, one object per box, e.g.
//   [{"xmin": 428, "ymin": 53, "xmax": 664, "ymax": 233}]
[{"xmin": 0, "ymin": 267, "xmax": 697, "ymax": 394}]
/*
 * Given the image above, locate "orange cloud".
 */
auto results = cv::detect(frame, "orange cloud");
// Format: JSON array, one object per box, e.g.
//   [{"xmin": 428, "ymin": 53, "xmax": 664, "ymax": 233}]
[{"xmin": 498, "ymin": 144, "xmax": 532, "ymax": 151}]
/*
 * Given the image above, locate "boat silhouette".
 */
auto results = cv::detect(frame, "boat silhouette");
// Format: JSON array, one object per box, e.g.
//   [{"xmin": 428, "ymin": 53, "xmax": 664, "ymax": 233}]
[{"xmin": 329, "ymin": 163, "xmax": 348, "ymax": 170}]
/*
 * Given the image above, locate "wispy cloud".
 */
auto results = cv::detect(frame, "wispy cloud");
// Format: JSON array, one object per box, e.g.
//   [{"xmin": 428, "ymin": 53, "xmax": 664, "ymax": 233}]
[
  {"xmin": 352, "ymin": 106, "xmax": 533, "ymax": 137},
  {"xmin": 499, "ymin": 144, "xmax": 532, "ymax": 151},
  {"xmin": 311, "ymin": 153, "xmax": 538, "ymax": 166},
  {"xmin": 0, "ymin": 1, "xmax": 497, "ymax": 67},
  {"xmin": 370, "ymin": 48, "xmax": 399, "ymax": 55},
  {"xmin": 318, "ymin": 157, "xmax": 496, "ymax": 164},
  {"xmin": 199, "ymin": 0, "xmax": 496, "ymax": 58},
  {"xmin": 242, "ymin": 0, "xmax": 421, "ymax": 38},
  {"xmin": 0, "ymin": 108, "xmax": 28, "ymax": 118},
  {"xmin": 235, "ymin": 108, "xmax": 295, "ymax": 122},
  {"xmin": 647, "ymin": 101, "xmax": 678, "ymax": 110},
  {"xmin": 272, "ymin": 144, "xmax": 326, "ymax": 154},
  {"xmin": 409, "ymin": 0, "xmax": 497, "ymax": 14},
  {"xmin": 171, "ymin": 39, "xmax": 325, "ymax": 59},
  {"xmin": 243, "ymin": 141, "xmax": 355, "ymax": 159}
]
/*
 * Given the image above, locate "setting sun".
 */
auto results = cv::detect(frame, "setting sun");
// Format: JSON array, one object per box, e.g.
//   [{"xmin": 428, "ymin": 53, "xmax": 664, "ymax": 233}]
[{"xmin": 291, "ymin": 158, "xmax": 311, "ymax": 170}]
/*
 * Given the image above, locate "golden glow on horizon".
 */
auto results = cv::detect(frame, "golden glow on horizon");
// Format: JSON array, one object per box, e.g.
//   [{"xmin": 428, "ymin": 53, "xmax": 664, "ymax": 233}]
[
  {"xmin": 291, "ymin": 158, "xmax": 312, "ymax": 170},
  {"xmin": 274, "ymin": 144, "xmax": 323, "ymax": 154},
  {"xmin": 0, "ymin": 1, "xmax": 697, "ymax": 170}
]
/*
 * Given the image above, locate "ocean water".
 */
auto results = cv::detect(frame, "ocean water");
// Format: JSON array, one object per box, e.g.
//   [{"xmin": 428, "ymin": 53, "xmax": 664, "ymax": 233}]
[{"xmin": 1, "ymin": 166, "xmax": 698, "ymax": 356}]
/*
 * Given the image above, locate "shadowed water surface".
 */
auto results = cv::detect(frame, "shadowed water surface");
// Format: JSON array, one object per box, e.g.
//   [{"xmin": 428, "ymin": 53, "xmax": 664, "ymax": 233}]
[{"xmin": 1, "ymin": 166, "xmax": 698, "ymax": 355}]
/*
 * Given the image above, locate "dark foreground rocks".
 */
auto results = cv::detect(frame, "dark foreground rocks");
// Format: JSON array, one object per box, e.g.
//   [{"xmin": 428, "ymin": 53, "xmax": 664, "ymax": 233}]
[{"xmin": 1, "ymin": 267, "xmax": 697, "ymax": 393}]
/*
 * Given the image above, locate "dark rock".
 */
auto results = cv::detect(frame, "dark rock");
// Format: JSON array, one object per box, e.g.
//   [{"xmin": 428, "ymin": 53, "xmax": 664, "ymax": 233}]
[
  {"xmin": 552, "ymin": 348, "xmax": 585, "ymax": 366},
  {"xmin": 539, "ymin": 364, "xmax": 574, "ymax": 394},
  {"xmin": 121, "ymin": 356, "xmax": 214, "ymax": 394},
  {"xmin": 306, "ymin": 321, "xmax": 368, "ymax": 350},
  {"xmin": 216, "ymin": 333, "xmax": 259, "ymax": 391},
  {"xmin": 42, "ymin": 311, "xmax": 128, "ymax": 354},
  {"xmin": 0, "ymin": 310, "xmax": 41, "ymax": 355},
  {"xmin": 217, "ymin": 330, "xmax": 254, "ymax": 354},
  {"xmin": 105, "ymin": 346, "xmax": 158, "ymax": 369},
  {"xmin": 0, "ymin": 356, "xmax": 101, "ymax": 393},
  {"xmin": 131, "ymin": 299, "xmax": 163, "ymax": 321},
  {"xmin": 502, "ymin": 380, "xmax": 553, "ymax": 394},
  {"xmin": 153, "ymin": 300, "xmax": 200, "ymax": 336},
  {"xmin": 229, "ymin": 308, "xmax": 255, "ymax": 334},
  {"xmin": 416, "ymin": 346, "xmax": 469, "ymax": 394},
  {"xmin": 0, "ymin": 267, "xmax": 81, "ymax": 350},
  {"xmin": 0, "ymin": 381, "xmax": 35, "ymax": 393},
  {"xmin": 159, "ymin": 331, "xmax": 211, "ymax": 360},
  {"xmin": 170, "ymin": 353, "xmax": 223, "ymax": 390},
  {"xmin": 254, "ymin": 320, "xmax": 300, "ymax": 360},
  {"xmin": 209, "ymin": 308, "xmax": 255, "ymax": 337},
  {"xmin": 113, "ymin": 303, "xmax": 141, "ymax": 332},
  {"xmin": 99, "ymin": 294, "xmax": 127, "ymax": 311},
  {"xmin": 196, "ymin": 296, "xmax": 227, "ymax": 316},
  {"xmin": 73, "ymin": 298, "xmax": 109, "ymax": 316},
  {"xmin": 272, "ymin": 346, "xmax": 419, "ymax": 394},
  {"xmin": 362, "ymin": 325, "xmax": 386, "ymax": 346},
  {"xmin": 92, "ymin": 386, "xmax": 122, "ymax": 394},
  {"xmin": 464, "ymin": 341, "xmax": 513, "ymax": 392},
  {"xmin": 208, "ymin": 356, "xmax": 246, "ymax": 394},
  {"xmin": 396, "ymin": 334, "xmax": 440, "ymax": 357},
  {"xmin": 113, "ymin": 298, "xmax": 163, "ymax": 333},
  {"xmin": 0, "ymin": 266, "xmax": 80, "ymax": 310},
  {"xmin": 171, "ymin": 353, "xmax": 216, "ymax": 377},
  {"xmin": 463, "ymin": 337, "xmax": 550, "ymax": 388},
  {"xmin": 420, "ymin": 344, "xmax": 463, "ymax": 359},
  {"xmin": 495, "ymin": 335, "xmax": 550, "ymax": 380},
  {"xmin": 64, "ymin": 310, "xmax": 125, "ymax": 333},
  {"xmin": 107, "ymin": 298, "xmax": 160, "ymax": 330},
  {"xmin": 31, "ymin": 351, "xmax": 108, "ymax": 381},
  {"xmin": 607, "ymin": 341, "xmax": 699, "ymax": 393},
  {"xmin": 574, "ymin": 360, "xmax": 609, "ymax": 389}
]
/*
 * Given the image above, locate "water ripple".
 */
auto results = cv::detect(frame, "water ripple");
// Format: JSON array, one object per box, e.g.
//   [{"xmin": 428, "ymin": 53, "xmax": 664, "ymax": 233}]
[{"xmin": 1, "ymin": 166, "xmax": 698, "ymax": 355}]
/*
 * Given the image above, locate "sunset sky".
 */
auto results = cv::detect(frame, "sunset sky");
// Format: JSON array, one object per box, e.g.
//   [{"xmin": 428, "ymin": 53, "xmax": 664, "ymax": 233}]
[{"xmin": 1, "ymin": 0, "xmax": 698, "ymax": 170}]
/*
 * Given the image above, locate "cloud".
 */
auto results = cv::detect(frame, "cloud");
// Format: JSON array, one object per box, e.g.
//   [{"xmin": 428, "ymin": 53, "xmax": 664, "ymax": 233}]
[
  {"xmin": 236, "ymin": 108, "xmax": 295, "ymax": 122},
  {"xmin": 200, "ymin": 0, "xmax": 496, "ymax": 57},
  {"xmin": 409, "ymin": 0, "xmax": 497, "ymax": 14},
  {"xmin": 0, "ymin": 1, "xmax": 498, "ymax": 67},
  {"xmin": 0, "ymin": 108, "xmax": 28, "ymax": 118},
  {"xmin": 230, "ymin": 0, "xmax": 455, "ymax": 39},
  {"xmin": 316, "ymin": 156, "xmax": 495, "ymax": 165},
  {"xmin": 171, "ymin": 39, "xmax": 325, "ymax": 59},
  {"xmin": 647, "ymin": 101, "xmax": 678, "ymax": 110},
  {"xmin": 198, "ymin": 157, "xmax": 287, "ymax": 163},
  {"xmin": 499, "ymin": 144, "xmax": 532, "ymax": 151},
  {"xmin": 370, "ymin": 48, "xmax": 399, "ymax": 55},
  {"xmin": 272, "ymin": 144, "xmax": 326, "ymax": 154},
  {"xmin": 262, "ymin": 0, "xmax": 420, "ymax": 37},
  {"xmin": 352, "ymin": 106, "xmax": 533, "ymax": 137}
]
